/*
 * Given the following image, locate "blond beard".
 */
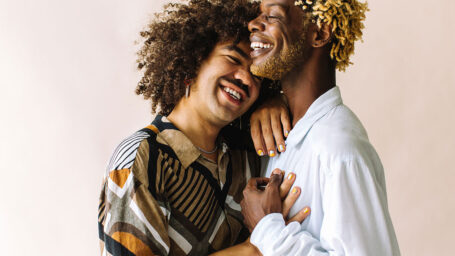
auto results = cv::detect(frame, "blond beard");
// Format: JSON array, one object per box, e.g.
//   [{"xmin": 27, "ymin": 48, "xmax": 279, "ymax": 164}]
[{"xmin": 251, "ymin": 36, "xmax": 306, "ymax": 81}]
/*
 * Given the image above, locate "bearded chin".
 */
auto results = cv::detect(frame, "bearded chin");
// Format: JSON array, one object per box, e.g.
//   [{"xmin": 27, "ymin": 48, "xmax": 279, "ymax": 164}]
[{"xmin": 251, "ymin": 38, "xmax": 306, "ymax": 81}]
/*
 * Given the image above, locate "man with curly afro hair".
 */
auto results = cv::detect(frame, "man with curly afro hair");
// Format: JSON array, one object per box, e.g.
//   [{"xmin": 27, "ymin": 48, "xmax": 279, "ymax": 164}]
[
  {"xmin": 98, "ymin": 0, "xmax": 309, "ymax": 255},
  {"xmin": 241, "ymin": 0, "xmax": 401, "ymax": 255}
]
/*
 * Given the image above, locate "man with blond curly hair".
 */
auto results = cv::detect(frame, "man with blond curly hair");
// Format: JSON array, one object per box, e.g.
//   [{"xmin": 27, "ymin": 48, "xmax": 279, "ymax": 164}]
[{"xmin": 240, "ymin": 0, "xmax": 401, "ymax": 255}]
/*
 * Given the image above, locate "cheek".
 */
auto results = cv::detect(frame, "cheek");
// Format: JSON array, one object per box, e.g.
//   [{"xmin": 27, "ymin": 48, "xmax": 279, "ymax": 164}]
[{"xmin": 249, "ymin": 85, "xmax": 261, "ymax": 103}]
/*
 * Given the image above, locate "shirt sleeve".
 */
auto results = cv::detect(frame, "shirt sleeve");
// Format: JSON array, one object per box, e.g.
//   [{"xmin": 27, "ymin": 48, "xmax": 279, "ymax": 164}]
[
  {"xmin": 250, "ymin": 152, "xmax": 400, "ymax": 256},
  {"xmin": 98, "ymin": 139, "xmax": 171, "ymax": 256}
]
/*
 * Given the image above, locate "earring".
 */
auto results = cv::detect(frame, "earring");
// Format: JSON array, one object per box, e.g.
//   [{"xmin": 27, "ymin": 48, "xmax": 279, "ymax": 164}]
[{"xmin": 184, "ymin": 79, "xmax": 191, "ymax": 98}]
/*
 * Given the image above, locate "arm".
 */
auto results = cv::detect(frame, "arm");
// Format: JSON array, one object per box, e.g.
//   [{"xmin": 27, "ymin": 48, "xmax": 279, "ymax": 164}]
[
  {"xmin": 247, "ymin": 155, "xmax": 400, "ymax": 255},
  {"xmin": 99, "ymin": 139, "xmax": 171, "ymax": 256},
  {"xmin": 213, "ymin": 169, "xmax": 311, "ymax": 256},
  {"xmin": 209, "ymin": 238, "xmax": 261, "ymax": 256},
  {"xmin": 250, "ymin": 94, "xmax": 291, "ymax": 157}
]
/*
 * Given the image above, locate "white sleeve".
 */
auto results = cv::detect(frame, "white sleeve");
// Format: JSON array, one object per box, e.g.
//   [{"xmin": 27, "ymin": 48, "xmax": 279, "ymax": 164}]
[{"xmin": 250, "ymin": 155, "xmax": 400, "ymax": 256}]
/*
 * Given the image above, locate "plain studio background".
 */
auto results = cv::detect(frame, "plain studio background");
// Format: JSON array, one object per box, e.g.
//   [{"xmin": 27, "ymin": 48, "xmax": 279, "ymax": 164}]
[{"xmin": 0, "ymin": 0, "xmax": 454, "ymax": 255}]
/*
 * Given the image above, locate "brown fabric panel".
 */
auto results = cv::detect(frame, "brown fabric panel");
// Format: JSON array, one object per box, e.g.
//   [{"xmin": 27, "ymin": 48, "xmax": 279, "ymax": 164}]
[
  {"xmin": 225, "ymin": 213, "xmax": 245, "ymax": 246},
  {"xmin": 158, "ymin": 128, "xmax": 200, "ymax": 169},
  {"xmin": 131, "ymin": 140, "xmax": 151, "ymax": 187},
  {"xmin": 132, "ymin": 183, "xmax": 171, "ymax": 249},
  {"xmin": 154, "ymin": 149, "xmax": 166, "ymax": 196},
  {"xmin": 169, "ymin": 239, "xmax": 187, "ymax": 256},
  {"xmin": 208, "ymin": 220, "xmax": 231, "ymax": 251},
  {"xmin": 170, "ymin": 205, "xmax": 205, "ymax": 240},
  {"xmin": 201, "ymin": 199, "xmax": 220, "ymax": 232}
]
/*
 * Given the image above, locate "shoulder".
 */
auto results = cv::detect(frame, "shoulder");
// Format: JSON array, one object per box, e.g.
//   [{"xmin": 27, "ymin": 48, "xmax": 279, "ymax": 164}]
[
  {"xmin": 105, "ymin": 128, "xmax": 156, "ymax": 174},
  {"xmin": 309, "ymin": 104, "xmax": 378, "ymax": 161}
]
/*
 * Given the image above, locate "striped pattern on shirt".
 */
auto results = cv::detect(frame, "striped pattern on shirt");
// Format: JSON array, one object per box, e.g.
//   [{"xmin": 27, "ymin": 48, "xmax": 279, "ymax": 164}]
[{"xmin": 98, "ymin": 115, "xmax": 259, "ymax": 256}]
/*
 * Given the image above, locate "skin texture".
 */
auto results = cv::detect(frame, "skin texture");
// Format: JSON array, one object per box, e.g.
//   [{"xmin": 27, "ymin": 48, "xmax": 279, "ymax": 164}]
[
  {"xmin": 250, "ymin": 94, "xmax": 291, "ymax": 157},
  {"xmin": 167, "ymin": 40, "xmax": 309, "ymax": 255},
  {"xmin": 136, "ymin": 0, "xmax": 260, "ymax": 116},
  {"xmin": 168, "ymin": 41, "xmax": 260, "ymax": 161},
  {"xmin": 242, "ymin": 0, "xmax": 336, "ymax": 231},
  {"xmin": 212, "ymin": 170, "xmax": 309, "ymax": 256}
]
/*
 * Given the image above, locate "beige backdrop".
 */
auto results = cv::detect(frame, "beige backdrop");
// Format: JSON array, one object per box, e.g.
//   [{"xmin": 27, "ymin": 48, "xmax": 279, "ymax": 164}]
[{"xmin": 1, "ymin": 0, "xmax": 454, "ymax": 255}]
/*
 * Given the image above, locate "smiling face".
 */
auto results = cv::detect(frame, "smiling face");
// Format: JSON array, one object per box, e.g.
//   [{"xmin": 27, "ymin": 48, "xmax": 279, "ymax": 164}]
[
  {"xmin": 248, "ymin": 0, "xmax": 308, "ymax": 80},
  {"xmin": 189, "ymin": 41, "xmax": 261, "ymax": 125}
]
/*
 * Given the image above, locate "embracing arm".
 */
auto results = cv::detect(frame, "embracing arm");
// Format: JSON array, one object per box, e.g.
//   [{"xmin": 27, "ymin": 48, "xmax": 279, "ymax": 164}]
[
  {"xmin": 249, "ymin": 154, "xmax": 400, "ymax": 256},
  {"xmin": 250, "ymin": 94, "xmax": 291, "ymax": 157},
  {"xmin": 209, "ymin": 238, "xmax": 262, "ymax": 256}
]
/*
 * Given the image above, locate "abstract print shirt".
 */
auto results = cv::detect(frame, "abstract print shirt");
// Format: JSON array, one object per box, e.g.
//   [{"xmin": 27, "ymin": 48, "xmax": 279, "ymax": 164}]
[{"xmin": 98, "ymin": 115, "xmax": 259, "ymax": 256}]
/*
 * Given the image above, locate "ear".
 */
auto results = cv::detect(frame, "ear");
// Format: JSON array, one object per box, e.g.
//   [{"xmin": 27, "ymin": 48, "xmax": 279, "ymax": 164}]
[{"xmin": 310, "ymin": 22, "xmax": 333, "ymax": 48}]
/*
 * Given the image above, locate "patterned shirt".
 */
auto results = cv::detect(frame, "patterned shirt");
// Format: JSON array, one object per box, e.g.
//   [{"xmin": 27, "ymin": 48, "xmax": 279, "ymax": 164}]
[{"xmin": 98, "ymin": 115, "xmax": 259, "ymax": 256}]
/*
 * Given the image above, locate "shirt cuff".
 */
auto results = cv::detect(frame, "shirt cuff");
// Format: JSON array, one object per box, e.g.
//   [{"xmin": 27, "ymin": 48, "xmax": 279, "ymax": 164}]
[{"xmin": 250, "ymin": 213, "xmax": 285, "ymax": 253}]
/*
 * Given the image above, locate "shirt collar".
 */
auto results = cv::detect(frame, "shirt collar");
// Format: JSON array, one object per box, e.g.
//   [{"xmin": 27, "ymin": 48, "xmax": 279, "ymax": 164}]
[
  {"xmin": 151, "ymin": 115, "xmax": 228, "ymax": 169},
  {"xmin": 286, "ymin": 86, "xmax": 343, "ymax": 147}
]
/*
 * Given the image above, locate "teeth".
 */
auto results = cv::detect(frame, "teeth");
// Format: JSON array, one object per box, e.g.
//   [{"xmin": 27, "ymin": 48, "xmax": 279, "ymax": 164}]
[
  {"xmin": 250, "ymin": 42, "xmax": 273, "ymax": 50},
  {"xmin": 223, "ymin": 87, "xmax": 242, "ymax": 101}
]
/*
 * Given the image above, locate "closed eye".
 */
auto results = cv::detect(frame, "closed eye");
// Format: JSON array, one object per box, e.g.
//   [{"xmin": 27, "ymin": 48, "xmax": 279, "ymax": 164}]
[
  {"xmin": 225, "ymin": 55, "xmax": 242, "ymax": 65},
  {"xmin": 266, "ymin": 15, "xmax": 282, "ymax": 22}
]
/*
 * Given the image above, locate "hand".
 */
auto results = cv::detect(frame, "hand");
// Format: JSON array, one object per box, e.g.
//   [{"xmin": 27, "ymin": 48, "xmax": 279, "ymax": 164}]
[
  {"xmin": 241, "ymin": 169, "xmax": 311, "ymax": 232},
  {"xmin": 250, "ymin": 94, "xmax": 291, "ymax": 157}
]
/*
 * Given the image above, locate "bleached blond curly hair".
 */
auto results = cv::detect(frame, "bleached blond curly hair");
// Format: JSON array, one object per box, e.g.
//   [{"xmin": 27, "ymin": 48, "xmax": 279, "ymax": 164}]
[{"xmin": 295, "ymin": 0, "xmax": 368, "ymax": 71}]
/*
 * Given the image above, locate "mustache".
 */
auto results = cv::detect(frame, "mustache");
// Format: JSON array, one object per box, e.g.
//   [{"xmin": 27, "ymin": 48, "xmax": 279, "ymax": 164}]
[{"xmin": 222, "ymin": 78, "xmax": 250, "ymax": 97}]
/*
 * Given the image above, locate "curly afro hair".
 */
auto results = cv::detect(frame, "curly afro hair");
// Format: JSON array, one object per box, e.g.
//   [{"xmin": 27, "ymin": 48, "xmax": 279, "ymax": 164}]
[{"xmin": 136, "ymin": 0, "xmax": 260, "ymax": 115}]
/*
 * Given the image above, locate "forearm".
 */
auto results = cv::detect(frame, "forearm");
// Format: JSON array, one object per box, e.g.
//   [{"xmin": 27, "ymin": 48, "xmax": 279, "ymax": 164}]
[{"xmin": 209, "ymin": 239, "xmax": 261, "ymax": 256}]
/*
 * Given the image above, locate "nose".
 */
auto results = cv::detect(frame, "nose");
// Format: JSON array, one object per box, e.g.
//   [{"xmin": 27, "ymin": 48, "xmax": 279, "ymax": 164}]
[
  {"xmin": 248, "ymin": 16, "xmax": 265, "ymax": 32},
  {"xmin": 234, "ymin": 68, "xmax": 257, "ymax": 91}
]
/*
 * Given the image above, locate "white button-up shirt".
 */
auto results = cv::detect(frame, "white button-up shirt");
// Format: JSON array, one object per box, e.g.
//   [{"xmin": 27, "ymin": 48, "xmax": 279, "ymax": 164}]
[{"xmin": 251, "ymin": 87, "xmax": 400, "ymax": 255}]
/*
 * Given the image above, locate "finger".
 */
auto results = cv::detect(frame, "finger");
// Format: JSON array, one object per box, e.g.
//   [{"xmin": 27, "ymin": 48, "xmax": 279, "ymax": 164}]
[
  {"xmin": 279, "ymin": 172, "xmax": 296, "ymax": 199},
  {"xmin": 250, "ymin": 117, "xmax": 266, "ymax": 156},
  {"xmin": 282, "ymin": 186, "xmax": 300, "ymax": 218},
  {"xmin": 259, "ymin": 115, "xmax": 277, "ymax": 157},
  {"xmin": 246, "ymin": 177, "xmax": 270, "ymax": 189},
  {"xmin": 267, "ymin": 170, "xmax": 282, "ymax": 189},
  {"xmin": 286, "ymin": 206, "xmax": 311, "ymax": 225},
  {"xmin": 271, "ymin": 113, "xmax": 286, "ymax": 153},
  {"xmin": 281, "ymin": 109, "xmax": 292, "ymax": 138}
]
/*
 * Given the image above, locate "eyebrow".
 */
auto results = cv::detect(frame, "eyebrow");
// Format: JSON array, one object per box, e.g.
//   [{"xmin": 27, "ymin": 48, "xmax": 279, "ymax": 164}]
[
  {"xmin": 223, "ymin": 45, "xmax": 249, "ymax": 60},
  {"xmin": 265, "ymin": 3, "xmax": 289, "ymax": 12}
]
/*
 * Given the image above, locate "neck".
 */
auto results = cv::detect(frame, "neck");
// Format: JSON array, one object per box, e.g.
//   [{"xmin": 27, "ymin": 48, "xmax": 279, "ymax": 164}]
[
  {"xmin": 167, "ymin": 99, "xmax": 221, "ymax": 159},
  {"xmin": 281, "ymin": 51, "xmax": 336, "ymax": 127}
]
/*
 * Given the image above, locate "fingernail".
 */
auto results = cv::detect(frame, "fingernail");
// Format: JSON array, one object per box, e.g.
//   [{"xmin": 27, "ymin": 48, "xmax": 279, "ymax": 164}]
[
  {"xmin": 284, "ymin": 130, "xmax": 290, "ymax": 137},
  {"xmin": 291, "ymin": 187, "xmax": 298, "ymax": 194},
  {"xmin": 287, "ymin": 173, "xmax": 294, "ymax": 180},
  {"xmin": 269, "ymin": 150, "xmax": 276, "ymax": 157},
  {"xmin": 273, "ymin": 169, "xmax": 281, "ymax": 175},
  {"xmin": 278, "ymin": 144, "xmax": 285, "ymax": 152},
  {"xmin": 257, "ymin": 150, "xmax": 264, "ymax": 156},
  {"xmin": 304, "ymin": 207, "xmax": 309, "ymax": 214}
]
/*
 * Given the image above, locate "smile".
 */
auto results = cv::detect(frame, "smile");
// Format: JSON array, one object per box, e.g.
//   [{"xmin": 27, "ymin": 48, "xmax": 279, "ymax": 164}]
[
  {"xmin": 222, "ymin": 86, "xmax": 242, "ymax": 101},
  {"xmin": 250, "ymin": 39, "xmax": 274, "ymax": 58},
  {"xmin": 250, "ymin": 42, "xmax": 273, "ymax": 50},
  {"xmin": 218, "ymin": 78, "xmax": 249, "ymax": 105}
]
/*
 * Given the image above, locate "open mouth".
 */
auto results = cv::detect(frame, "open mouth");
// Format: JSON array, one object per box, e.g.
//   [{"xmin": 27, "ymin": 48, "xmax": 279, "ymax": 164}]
[
  {"xmin": 250, "ymin": 40, "xmax": 274, "ymax": 58},
  {"xmin": 222, "ymin": 86, "xmax": 242, "ymax": 101},
  {"xmin": 219, "ymin": 79, "xmax": 249, "ymax": 104}
]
